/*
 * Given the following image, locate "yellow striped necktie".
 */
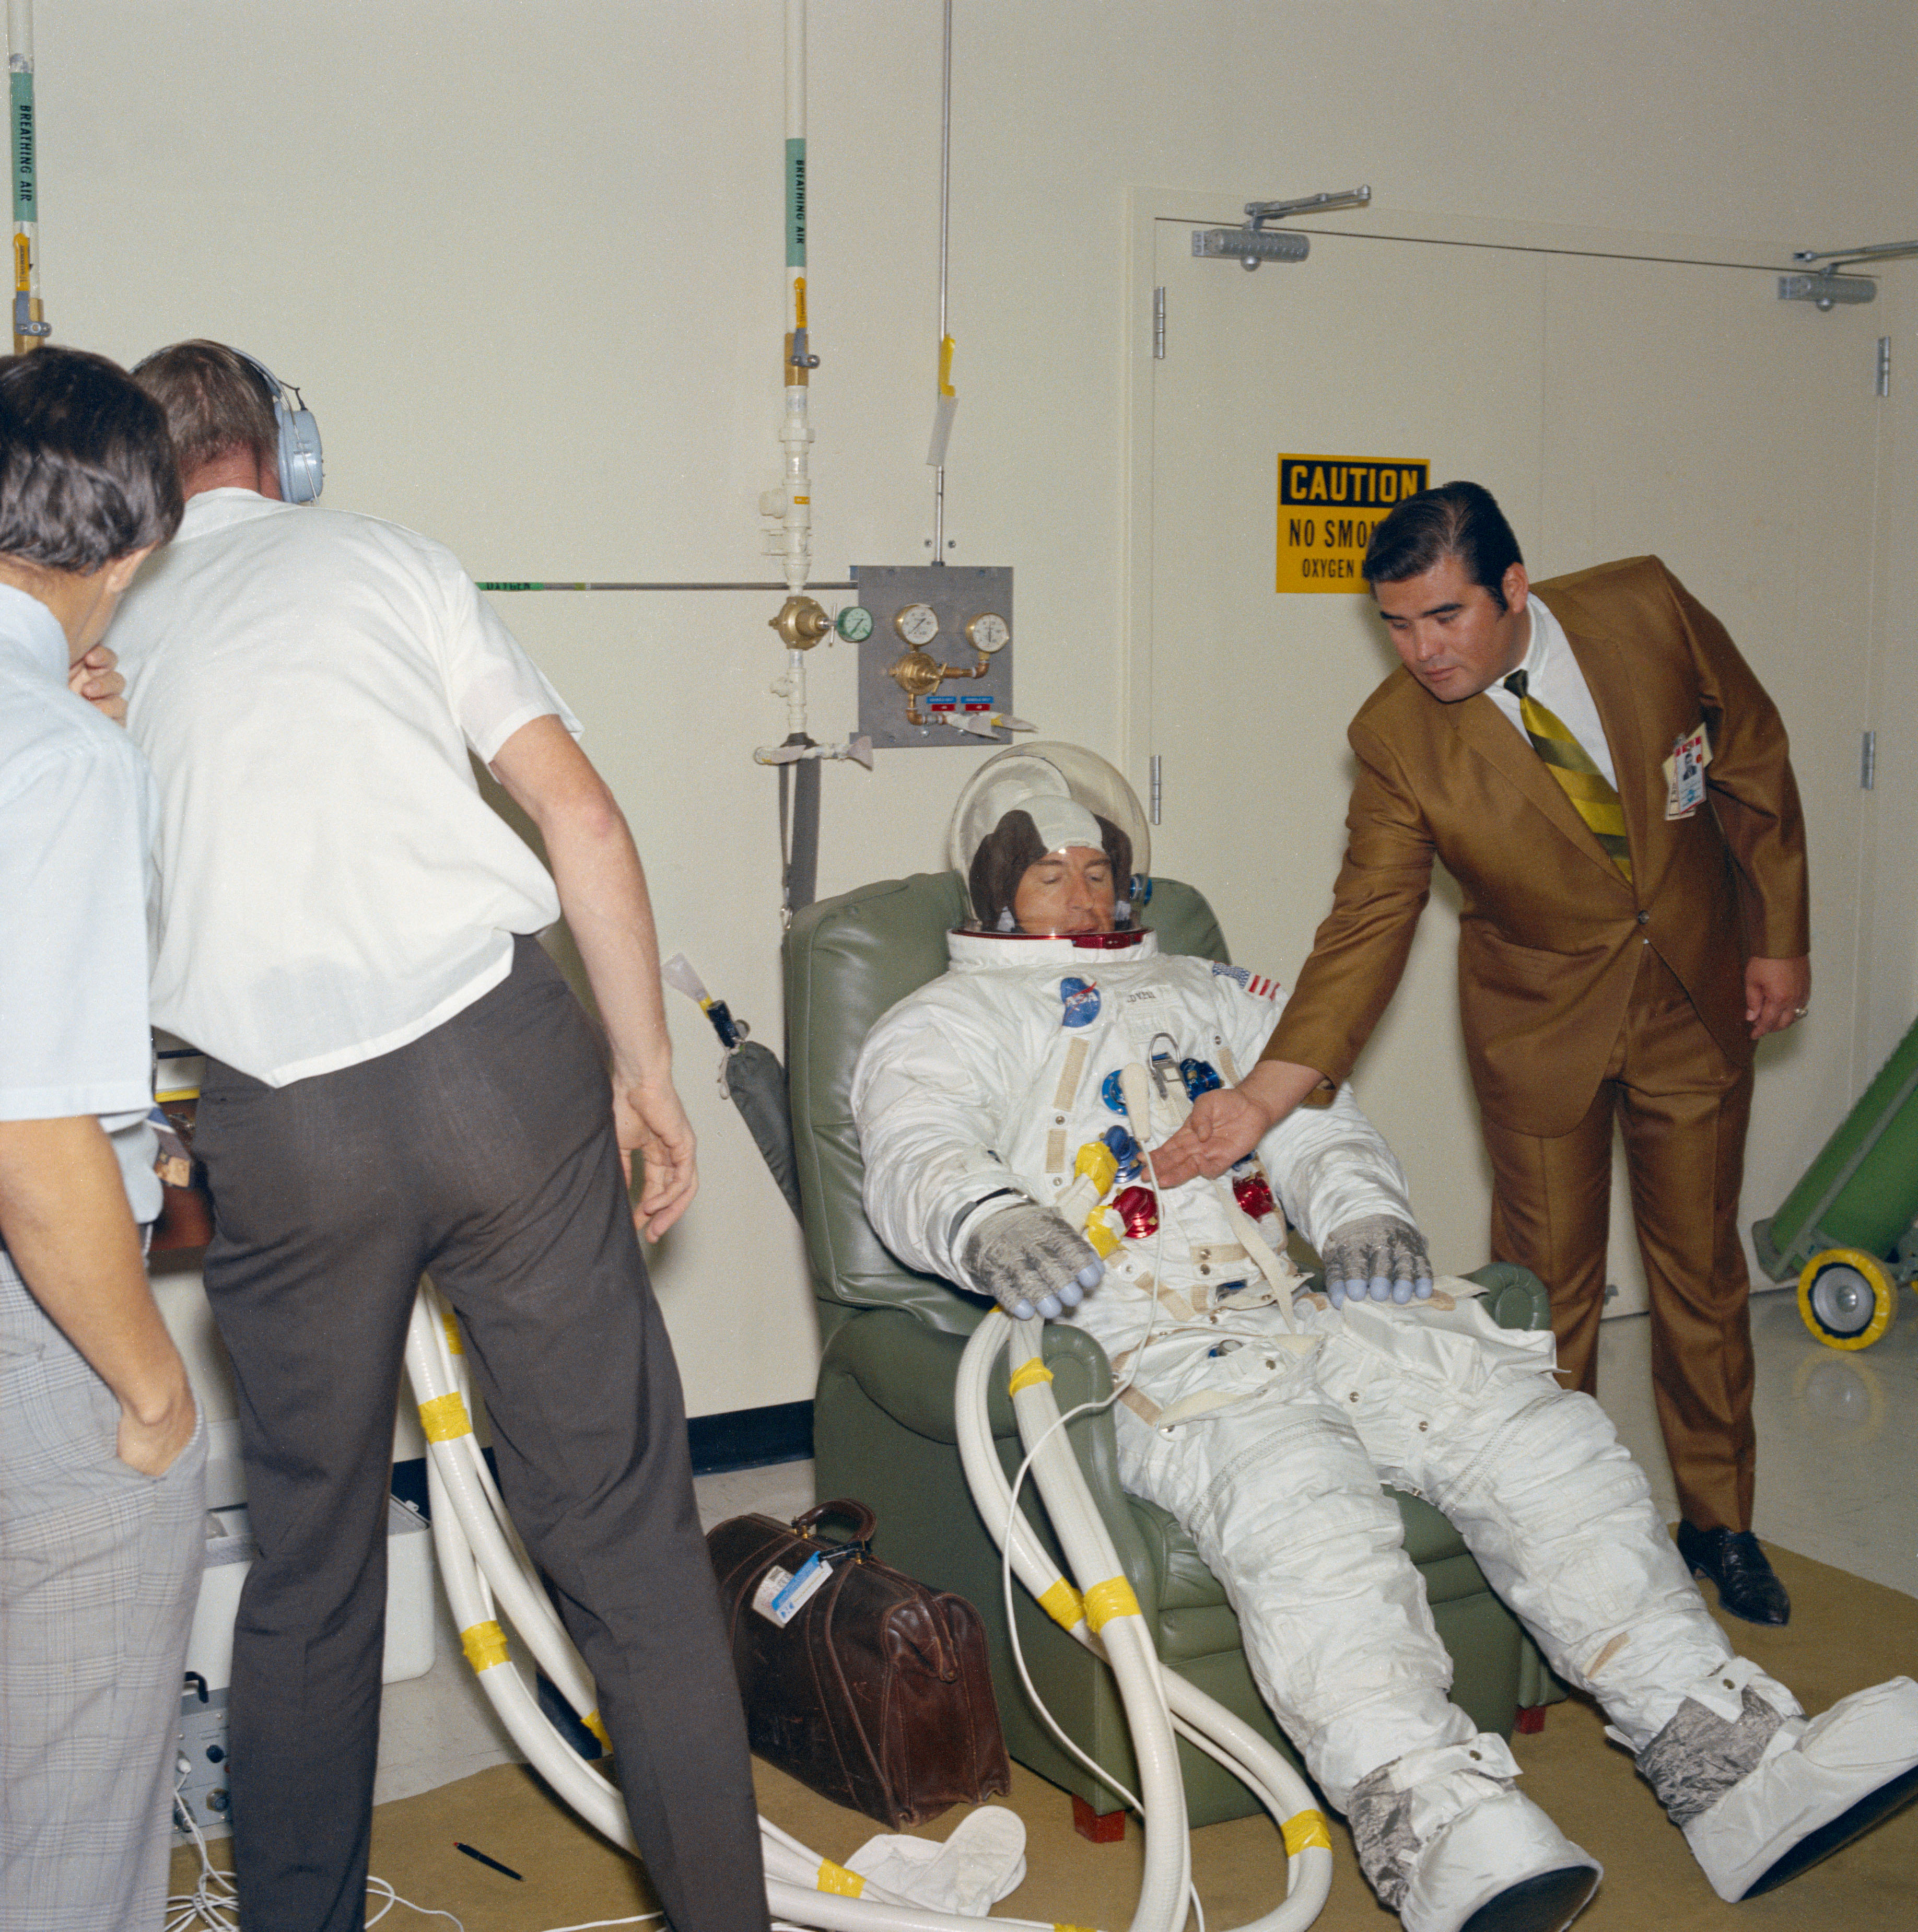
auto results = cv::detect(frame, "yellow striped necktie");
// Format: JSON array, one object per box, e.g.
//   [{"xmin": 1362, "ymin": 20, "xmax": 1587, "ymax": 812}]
[{"xmin": 1502, "ymin": 670, "xmax": 1633, "ymax": 881}]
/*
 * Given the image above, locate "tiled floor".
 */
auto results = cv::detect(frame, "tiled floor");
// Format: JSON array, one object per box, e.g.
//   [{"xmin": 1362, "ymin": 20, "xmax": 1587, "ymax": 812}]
[{"xmin": 367, "ymin": 1288, "xmax": 1917, "ymax": 1809}]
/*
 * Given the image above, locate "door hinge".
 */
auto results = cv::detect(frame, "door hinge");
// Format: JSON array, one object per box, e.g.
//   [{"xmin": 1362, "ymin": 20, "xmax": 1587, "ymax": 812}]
[
  {"xmin": 1862, "ymin": 729, "xmax": 1877, "ymax": 790},
  {"xmin": 1877, "ymin": 335, "xmax": 1891, "ymax": 397},
  {"xmin": 1149, "ymin": 754, "xmax": 1163, "ymax": 824},
  {"xmin": 1153, "ymin": 286, "xmax": 1166, "ymax": 360}
]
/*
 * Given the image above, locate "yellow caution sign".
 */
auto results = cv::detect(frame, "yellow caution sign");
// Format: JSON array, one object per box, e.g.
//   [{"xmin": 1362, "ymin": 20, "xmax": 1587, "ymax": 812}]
[{"xmin": 1276, "ymin": 453, "xmax": 1429, "ymax": 594}]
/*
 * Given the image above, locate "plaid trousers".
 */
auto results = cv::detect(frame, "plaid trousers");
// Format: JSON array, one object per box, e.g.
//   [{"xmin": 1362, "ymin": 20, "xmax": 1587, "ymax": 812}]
[{"xmin": 1, "ymin": 1246, "xmax": 206, "ymax": 1932}]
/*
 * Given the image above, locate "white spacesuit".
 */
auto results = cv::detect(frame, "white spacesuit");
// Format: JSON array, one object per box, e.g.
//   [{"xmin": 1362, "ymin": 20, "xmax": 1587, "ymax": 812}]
[{"xmin": 851, "ymin": 746, "xmax": 1918, "ymax": 1932}]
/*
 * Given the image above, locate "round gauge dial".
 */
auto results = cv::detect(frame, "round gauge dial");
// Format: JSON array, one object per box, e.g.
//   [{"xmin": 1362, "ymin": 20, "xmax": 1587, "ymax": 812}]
[
  {"xmin": 965, "ymin": 612, "xmax": 1011, "ymax": 654},
  {"xmin": 835, "ymin": 604, "xmax": 874, "ymax": 642},
  {"xmin": 893, "ymin": 602, "xmax": 940, "ymax": 647}
]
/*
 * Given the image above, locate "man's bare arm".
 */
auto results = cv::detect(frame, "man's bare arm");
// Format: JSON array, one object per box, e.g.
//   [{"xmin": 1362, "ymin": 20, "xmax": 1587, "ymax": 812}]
[
  {"xmin": 487, "ymin": 714, "xmax": 696, "ymax": 1240},
  {"xmin": 0, "ymin": 1116, "xmax": 196, "ymax": 1474}
]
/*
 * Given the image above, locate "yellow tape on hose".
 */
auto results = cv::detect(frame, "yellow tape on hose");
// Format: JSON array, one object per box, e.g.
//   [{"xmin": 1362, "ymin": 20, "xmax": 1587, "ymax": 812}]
[
  {"xmin": 1282, "ymin": 1807, "xmax": 1332, "ymax": 1855},
  {"xmin": 1083, "ymin": 1576, "xmax": 1141, "ymax": 1633},
  {"xmin": 418, "ymin": 1392, "xmax": 472, "ymax": 1442},
  {"xmin": 583, "ymin": 1709, "xmax": 613, "ymax": 1754},
  {"xmin": 1036, "ymin": 1577, "xmax": 1085, "ymax": 1629},
  {"xmin": 441, "ymin": 1306, "xmax": 464, "ymax": 1356},
  {"xmin": 460, "ymin": 1620, "xmax": 509, "ymax": 1673},
  {"xmin": 817, "ymin": 1861, "xmax": 866, "ymax": 1896},
  {"xmin": 1009, "ymin": 1356, "xmax": 1054, "ymax": 1397}
]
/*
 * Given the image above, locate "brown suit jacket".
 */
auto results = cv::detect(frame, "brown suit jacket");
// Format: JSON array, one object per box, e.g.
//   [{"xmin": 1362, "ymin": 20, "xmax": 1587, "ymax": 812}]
[{"xmin": 1267, "ymin": 556, "xmax": 1809, "ymax": 1137}]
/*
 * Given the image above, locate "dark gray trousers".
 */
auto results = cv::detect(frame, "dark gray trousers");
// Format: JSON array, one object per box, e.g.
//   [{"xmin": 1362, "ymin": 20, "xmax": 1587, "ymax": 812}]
[{"xmin": 196, "ymin": 939, "xmax": 765, "ymax": 1932}]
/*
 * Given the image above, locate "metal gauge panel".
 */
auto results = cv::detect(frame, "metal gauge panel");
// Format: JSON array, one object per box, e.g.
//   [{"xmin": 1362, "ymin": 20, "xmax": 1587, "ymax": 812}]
[{"xmin": 853, "ymin": 564, "xmax": 1015, "ymax": 751}]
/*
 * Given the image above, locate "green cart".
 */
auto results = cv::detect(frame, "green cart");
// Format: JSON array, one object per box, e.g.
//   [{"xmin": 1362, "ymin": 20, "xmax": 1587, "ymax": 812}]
[{"xmin": 1752, "ymin": 1014, "xmax": 1918, "ymax": 1350}]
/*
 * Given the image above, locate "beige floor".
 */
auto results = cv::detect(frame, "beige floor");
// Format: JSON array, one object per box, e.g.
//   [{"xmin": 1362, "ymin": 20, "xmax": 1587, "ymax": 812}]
[{"xmin": 176, "ymin": 1541, "xmax": 1918, "ymax": 1932}]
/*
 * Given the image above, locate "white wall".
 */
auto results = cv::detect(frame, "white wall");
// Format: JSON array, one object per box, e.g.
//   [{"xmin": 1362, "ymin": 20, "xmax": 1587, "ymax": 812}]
[{"xmin": 36, "ymin": 2, "xmax": 1918, "ymax": 1413}]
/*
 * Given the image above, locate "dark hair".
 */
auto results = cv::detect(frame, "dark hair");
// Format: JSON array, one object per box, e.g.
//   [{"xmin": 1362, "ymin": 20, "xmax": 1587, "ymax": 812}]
[
  {"xmin": 131, "ymin": 339, "xmax": 279, "ymax": 475},
  {"xmin": 968, "ymin": 810, "xmax": 1134, "ymax": 929},
  {"xmin": 1363, "ymin": 481, "xmax": 1524, "ymax": 611},
  {"xmin": 0, "ymin": 347, "xmax": 183, "ymax": 571}
]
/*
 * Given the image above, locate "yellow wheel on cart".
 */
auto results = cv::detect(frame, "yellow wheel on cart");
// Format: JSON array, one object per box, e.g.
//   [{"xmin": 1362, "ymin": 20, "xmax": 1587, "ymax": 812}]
[{"xmin": 1797, "ymin": 1248, "xmax": 1897, "ymax": 1350}]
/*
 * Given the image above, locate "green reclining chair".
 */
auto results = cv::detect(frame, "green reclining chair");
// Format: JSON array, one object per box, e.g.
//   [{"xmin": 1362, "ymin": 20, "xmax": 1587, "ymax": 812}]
[{"xmin": 788, "ymin": 870, "xmax": 1558, "ymax": 1832}]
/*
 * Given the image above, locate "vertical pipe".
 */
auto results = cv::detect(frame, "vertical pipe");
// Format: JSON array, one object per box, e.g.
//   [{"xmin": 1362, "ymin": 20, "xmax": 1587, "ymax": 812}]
[
  {"xmin": 929, "ymin": 0, "xmax": 952, "ymax": 559},
  {"xmin": 8, "ymin": 0, "xmax": 46, "ymax": 354},
  {"xmin": 780, "ymin": 0, "xmax": 813, "ymax": 598}
]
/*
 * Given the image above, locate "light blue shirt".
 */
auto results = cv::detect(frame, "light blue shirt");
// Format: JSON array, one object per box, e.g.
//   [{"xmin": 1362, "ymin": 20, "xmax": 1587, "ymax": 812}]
[{"xmin": 0, "ymin": 582, "xmax": 160, "ymax": 1222}]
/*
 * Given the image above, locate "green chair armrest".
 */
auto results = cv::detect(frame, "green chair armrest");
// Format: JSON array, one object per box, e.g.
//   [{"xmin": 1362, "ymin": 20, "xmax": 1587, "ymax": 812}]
[{"xmin": 1463, "ymin": 1261, "xmax": 1552, "ymax": 1331}]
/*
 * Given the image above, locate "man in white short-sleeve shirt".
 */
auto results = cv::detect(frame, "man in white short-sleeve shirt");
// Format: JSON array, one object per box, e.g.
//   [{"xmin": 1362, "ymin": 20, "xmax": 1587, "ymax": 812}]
[
  {"xmin": 111, "ymin": 341, "xmax": 765, "ymax": 1932},
  {"xmin": 0, "ymin": 346, "xmax": 205, "ymax": 1932}
]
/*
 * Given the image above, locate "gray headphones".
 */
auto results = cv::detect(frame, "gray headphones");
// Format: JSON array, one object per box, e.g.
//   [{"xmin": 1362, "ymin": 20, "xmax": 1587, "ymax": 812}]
[{"xmin": 234, "ymin": 349, "xmax": 323, "ymax": 504}]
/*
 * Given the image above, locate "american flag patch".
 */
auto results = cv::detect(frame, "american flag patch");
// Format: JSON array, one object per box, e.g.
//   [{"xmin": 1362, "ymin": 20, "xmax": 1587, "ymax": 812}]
[{"xmin": 1211, "ymin": 963, "xmax": 1281, "ymax": 1000}]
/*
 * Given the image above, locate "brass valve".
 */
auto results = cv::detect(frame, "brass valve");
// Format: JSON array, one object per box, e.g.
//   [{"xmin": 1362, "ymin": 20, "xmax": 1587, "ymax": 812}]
[
  {"xmin": 889, "ymin": 649, "xmax": 989, "ymax": 724},
  {"xmin": 769, "ymin": 594, "xmax": 833, "ymax": 650}
]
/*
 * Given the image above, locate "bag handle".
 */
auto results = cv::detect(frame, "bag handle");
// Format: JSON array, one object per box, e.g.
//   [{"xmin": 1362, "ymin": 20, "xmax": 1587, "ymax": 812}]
[{"xmin": 791, "ymin": 1497, "xmax": 878, "ymax": 1553}]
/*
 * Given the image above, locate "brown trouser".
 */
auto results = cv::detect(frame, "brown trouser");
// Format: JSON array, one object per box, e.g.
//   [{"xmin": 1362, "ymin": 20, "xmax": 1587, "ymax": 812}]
[{"xmin": 1480, "ymin": 945, "xmax": 1757, "ymax": 1533}]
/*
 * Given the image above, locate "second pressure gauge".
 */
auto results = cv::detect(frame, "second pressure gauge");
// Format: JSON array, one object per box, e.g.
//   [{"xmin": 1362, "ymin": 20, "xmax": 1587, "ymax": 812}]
[
  {"xmin": 893, "ymin": 602, "xmax": 940, "ymax": 647},
  {"xmin": 835, "ymin": 605, "xmax": 874, "ymax": 642},
  {"xmin": 965, "ymin": 612, "xmax": 1011, "ymax": 654}
]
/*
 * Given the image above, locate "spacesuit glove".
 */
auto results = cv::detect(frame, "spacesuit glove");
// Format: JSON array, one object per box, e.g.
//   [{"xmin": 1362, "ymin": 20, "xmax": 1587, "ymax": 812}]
[
  {"xmin": 956, "ymin": 1199, "xmax": 1104, "ymax": 1323},
  {"xmin": 1318, "ymin": 1214, "xmax": 1433, "ymax": 1308}
]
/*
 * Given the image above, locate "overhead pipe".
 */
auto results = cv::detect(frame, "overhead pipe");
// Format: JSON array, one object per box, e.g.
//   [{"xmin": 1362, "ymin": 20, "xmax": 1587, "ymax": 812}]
[
  {"xmin": 8, "ymin": 0, "xmax": 49, "ymax": 353},
  {"xmin": 926, "ymin": 0, "xmax": 955, "ymax": 547}
]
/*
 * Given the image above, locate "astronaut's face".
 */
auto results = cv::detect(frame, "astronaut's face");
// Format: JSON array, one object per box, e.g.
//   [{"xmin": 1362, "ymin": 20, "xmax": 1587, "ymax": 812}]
[
  {"xmin": 1014, "ymin": 845, "xmax": 1117, "ymax": 935},
  {"xmin": 1375, "ymin": 553, "xmax": 1530, "ymax": 702}
]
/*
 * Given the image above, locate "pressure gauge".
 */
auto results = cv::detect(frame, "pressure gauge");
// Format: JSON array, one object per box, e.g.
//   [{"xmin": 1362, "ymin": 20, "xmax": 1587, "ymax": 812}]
[
  {"xmin": 893, "ymin": 602, "xmax": 940, "ymax": 647},
  {"xmin": 965, "ymin": 612, "xmax": 1011, "ymax": 654},
  {"xmin": 835, "ymin": 605, "xmax": 874, "ymax": 643}
]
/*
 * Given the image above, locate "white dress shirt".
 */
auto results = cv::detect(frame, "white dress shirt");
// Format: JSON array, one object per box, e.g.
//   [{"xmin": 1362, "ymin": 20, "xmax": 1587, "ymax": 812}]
[
  {"xmin": 1482, "ymin": 592, "xmax": 1619, "ymax": 791},
  {"xmin": 112, "ymin": 490, "xmax": 580, "ymax": 1088},
  {"xmin": 0, "ymin": 583, "xmax": 161, "ymax": 1220}
]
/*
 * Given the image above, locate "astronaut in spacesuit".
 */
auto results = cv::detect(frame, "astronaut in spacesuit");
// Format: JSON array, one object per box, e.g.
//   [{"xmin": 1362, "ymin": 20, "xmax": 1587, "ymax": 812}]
[{"xmin": 851, "ymin": 744, "xmax": 1918, "ymax": 1932}]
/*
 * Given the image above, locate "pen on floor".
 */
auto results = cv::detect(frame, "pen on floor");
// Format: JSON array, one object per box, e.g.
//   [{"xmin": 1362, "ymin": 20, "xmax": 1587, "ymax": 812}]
[{"xmin": 454, "ymin": 1841, "xmax": 523, "ymax": 1880}]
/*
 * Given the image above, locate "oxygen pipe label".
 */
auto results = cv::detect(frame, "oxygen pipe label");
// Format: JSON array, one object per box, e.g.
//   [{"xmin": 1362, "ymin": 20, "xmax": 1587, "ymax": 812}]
[
  {"xmin": 10, "ymin": 69, "xmax": 34, "ymax": 222},
  {"xmin": 785, "ymin": 136, "xmax": 806, "ymax": 266}
]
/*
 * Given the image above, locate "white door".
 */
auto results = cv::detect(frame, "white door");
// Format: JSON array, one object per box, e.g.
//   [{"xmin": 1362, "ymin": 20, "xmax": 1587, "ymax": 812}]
[{"xmin": 1131, "ymin": 199, "xmax": 1888, "ymax": 1301}]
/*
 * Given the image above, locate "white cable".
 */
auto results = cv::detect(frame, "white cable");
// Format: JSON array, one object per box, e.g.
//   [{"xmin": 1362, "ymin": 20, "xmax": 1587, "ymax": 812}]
[{"xmin": 404, "ymin": 1146, "xmax": 1332, "ymax": 1932}]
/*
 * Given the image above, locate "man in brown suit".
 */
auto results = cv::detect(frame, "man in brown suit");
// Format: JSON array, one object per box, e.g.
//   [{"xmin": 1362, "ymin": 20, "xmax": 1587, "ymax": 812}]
[{"xmin": 1154, "ymin": 481, "xmax": 1809, "ymax": 1625}]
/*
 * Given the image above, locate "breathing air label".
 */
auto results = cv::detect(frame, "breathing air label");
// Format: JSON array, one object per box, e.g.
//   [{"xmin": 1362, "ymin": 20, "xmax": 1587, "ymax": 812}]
[
  {"xmin": 786, "ymin": 137, "xmax": 806, "ymax": 267},
  {"xmin": 753, "ymin": 1553, "xmax": 832, "ymax": 1626},
  {"xmin": 1276, "ymin": 454, "xmax": 1429, "ymax": 594},
  {"xmin": 10, "ymin": 74, "xmax": 34, "ymax": 222}
]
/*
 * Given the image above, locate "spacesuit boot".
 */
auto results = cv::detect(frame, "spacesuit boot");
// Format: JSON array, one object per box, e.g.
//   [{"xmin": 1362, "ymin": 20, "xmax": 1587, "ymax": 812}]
[
  {"xmin": 1635, "ymin": 1658, "xmax": 1918, "ymax": 1901},
  {"xmin": 1346, "ymin": 1738, "xmax": 1600, "ymax": 1932}
]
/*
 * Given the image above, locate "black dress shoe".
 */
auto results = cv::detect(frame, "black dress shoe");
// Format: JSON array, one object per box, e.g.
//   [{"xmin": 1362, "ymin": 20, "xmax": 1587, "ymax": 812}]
[{"xmin": 1677, "ymin": 1522, "xmax": 1791, "ymax": 1626}]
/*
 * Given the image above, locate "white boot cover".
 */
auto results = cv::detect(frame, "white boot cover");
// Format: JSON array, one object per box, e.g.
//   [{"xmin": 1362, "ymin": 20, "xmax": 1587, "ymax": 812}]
[
  {"xmin": 1673, "ymin": 1674, "xmax": 1918, "ymax": 1901},
  {"xmin": 1347, "ymin": 1739, "xmax": 1600, "ymax": 1932},
  {"xmin": 844, "ymin": 1807, "xmax": 1028, "ymax": 1916}
]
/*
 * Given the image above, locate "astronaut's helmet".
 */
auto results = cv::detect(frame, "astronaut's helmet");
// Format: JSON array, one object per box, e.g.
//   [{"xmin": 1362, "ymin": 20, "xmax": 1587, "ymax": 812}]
[{"xmin": 948, "ymin": 743, "xmax": 1152, "ymax": 937}]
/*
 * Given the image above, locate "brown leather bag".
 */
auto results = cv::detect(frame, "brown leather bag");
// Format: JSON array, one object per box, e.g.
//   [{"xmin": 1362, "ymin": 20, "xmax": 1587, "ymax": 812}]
[{"xmin": 706, "ymin": 1498, "xmax": 1011, "ymax": 1828}]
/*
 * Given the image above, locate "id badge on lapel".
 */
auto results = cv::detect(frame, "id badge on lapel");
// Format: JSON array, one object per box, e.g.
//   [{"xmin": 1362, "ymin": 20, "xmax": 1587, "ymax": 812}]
[{"xmin": 1664, "ymin": 722, "xmax": 1712, "ymax": 819}]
